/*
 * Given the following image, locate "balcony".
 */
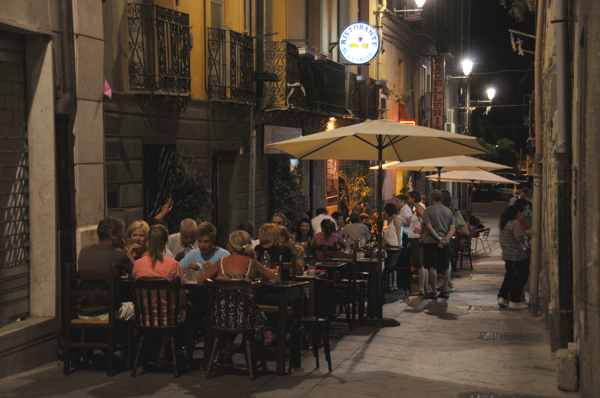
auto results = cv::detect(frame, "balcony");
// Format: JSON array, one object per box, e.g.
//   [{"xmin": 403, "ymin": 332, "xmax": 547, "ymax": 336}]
[
  {"xmin": 263, "ymin": 42, "xmax": 347, "ymax": 115},
  {"xmin": 207, "ymin": 28, "xmax": 255, "ymax": 102},
  {"xmin": 127, "ymin": 4, "xmax": 191, "ymax": 93}
]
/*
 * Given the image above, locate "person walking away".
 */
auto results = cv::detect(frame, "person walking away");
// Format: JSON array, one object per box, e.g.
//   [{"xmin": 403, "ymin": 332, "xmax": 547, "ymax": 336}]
[
  {"xmin": 497, "ymin": 203, "xmax": 529, "ymax": 308},
  {"xmin": 422, "ymin": 190, "xmax": 455, "ymax": 299}
]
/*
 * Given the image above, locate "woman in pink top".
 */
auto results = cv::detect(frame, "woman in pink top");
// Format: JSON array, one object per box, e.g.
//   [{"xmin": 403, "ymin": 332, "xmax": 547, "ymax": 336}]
[
  {"xmin": 310, "ymin": 219, "xmax": 345, "ymax": 258},
  {"xmin": 133, "ymin": 225, "xmax": 194, "ymax": 360}
]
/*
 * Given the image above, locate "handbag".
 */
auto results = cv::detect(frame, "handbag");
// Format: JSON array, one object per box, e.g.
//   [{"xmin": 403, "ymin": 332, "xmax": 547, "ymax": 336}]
[{"xmin": 416, "ymin": 212, "xmax": 425, "ymax": 244}]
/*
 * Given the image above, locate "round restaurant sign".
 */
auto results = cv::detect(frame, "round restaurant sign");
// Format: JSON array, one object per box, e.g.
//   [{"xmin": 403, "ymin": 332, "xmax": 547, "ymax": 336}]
[{"xmin": 339, "ymin": 23, "xmax": 380, "ymax": 64}]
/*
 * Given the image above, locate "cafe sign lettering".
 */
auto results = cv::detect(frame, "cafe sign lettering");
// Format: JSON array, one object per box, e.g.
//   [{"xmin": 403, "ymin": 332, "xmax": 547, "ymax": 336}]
[{"xmin": 339, "ymin": 23, "xmax": 380, "ymax": 64}]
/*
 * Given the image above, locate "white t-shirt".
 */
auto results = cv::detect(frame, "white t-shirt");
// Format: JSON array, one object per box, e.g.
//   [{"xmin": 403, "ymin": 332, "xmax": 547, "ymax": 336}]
[
  {"xmin": 399, "ymin": 204, "xmax": 413, "ymax": 228},
  {"xmin": 311, "ymin": 214, "xmax": 336, "ymax": 234},
  {"xmin": 408, "ymin": 203, "xmax": 426, "ymax": 239},
  {"xmin": 167, "ymin": 232, "xmax": 198, "ymax": 259}
]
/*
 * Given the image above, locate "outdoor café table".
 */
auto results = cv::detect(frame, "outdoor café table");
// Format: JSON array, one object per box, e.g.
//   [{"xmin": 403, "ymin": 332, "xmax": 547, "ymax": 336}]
[
  {"xmin": 313, "ymin": 261, "xmax": 348, "ymax": 281},
  {"xmin": 258, "ymin": 280, "xmax": 307, "ymax": 375}
]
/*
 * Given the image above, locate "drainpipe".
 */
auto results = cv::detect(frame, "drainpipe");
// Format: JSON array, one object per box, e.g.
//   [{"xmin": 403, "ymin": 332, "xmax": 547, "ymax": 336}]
[
  {"xmin": 554, "ymin": 0, "xmax": 573, "ymax": 349},
  {"xmin": 56, "ymin": 0, "xmax": 75, "ymax": 270},
  {"xmin": 530, "ymin": 0, "xmax": 545, "ymax": 317},
  {"xmin": 56, "ymin": 0, "xmax": 75, "ymax": 337}
]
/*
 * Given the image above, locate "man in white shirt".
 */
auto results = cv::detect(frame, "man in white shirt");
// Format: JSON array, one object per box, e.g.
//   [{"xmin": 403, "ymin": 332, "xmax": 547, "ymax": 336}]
[
  {"xmin": 311, "ymin": 208, "xmax": 336, "ymax": 234},
  {"xmin": 167, "ymin": 218, "xmax": 198, "ymax": 261}
]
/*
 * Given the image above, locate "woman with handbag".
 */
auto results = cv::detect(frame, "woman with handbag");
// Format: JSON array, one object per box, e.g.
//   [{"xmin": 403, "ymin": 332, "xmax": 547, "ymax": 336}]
[{"xmin": 407, "ymin": 191, "xmax": 428, "ymax": 295}]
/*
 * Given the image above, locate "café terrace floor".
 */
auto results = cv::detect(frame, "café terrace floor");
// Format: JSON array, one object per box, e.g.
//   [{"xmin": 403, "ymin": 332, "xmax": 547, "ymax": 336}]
[{"xmin": 0, "ymin": 202, "xmax": 579, "ymax": 398}]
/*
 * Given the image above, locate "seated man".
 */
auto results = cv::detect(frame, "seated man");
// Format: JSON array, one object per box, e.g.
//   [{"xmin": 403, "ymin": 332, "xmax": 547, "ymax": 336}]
[
  {"xmin": 167, "ymin": 218, "xmax": 198, "ymax": 262},
  {"xmin": 77, "ymin": 216, "xmax": 135, "ymax": 321},
  {"xmin": 179, "ymin": 222, "xmax": 230, "ymax": 270},
  {"xmin": 340, "ymin": 212, "xmax": 371, "ymax": 243}
]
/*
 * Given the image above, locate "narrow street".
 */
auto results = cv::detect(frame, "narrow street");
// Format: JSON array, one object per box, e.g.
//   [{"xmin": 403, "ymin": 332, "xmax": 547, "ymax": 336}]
[{"xmin": 0, "ymin": 201, "xmax": 577, "ymax": 398}]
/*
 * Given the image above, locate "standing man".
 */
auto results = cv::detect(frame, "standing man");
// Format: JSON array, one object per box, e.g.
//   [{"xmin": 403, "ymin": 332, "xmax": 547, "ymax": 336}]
[
  {"xmin": 179, "ymin": 222, "xmax": 230, "ymax": 270},
  {"xmin": 77, "ymin": 217, "xmax": 135, "ymax": 321},
  {"xmin": 422, "ymin": 190, "xmax": 455, "ymax": 299},
  {"xmin": 167, "ymin": 218, "xmax": 198, "ymax": 261},
  {"xmin": 311, "ymin": 208, "xmax": 335, "ymax": 234}
]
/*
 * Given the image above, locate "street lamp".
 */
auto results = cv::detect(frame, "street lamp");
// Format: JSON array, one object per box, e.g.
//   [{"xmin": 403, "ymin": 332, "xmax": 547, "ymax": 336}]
[
  {"xmin": 460, "ymin": 59, "xmax": 473, "ymax": 134},
  {"xmin": 486, "ymin": 87, "xmax": 496, "ymax": 100},
  {"xmin": 461, "ymin": 59, "xmax": 473, "ymax": 76},
  {"xmin": 415, "ymin": 0, "xmax": 427, "ymax": 8}
]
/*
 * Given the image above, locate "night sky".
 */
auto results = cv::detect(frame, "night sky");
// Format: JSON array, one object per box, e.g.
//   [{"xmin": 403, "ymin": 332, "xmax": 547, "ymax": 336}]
[{"xmin": 468, "ymin": 1, "xmax": 536, "ymax": 150}]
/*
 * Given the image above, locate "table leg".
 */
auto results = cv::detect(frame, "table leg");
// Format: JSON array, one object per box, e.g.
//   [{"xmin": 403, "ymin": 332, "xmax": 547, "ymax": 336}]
[
  {"xmin": 290, "ymin": 293, "xmax": 303, "ymax": 369},
  {"xmin": 276, "ymin": 296, "xmax": 287, "ymax": 375}
]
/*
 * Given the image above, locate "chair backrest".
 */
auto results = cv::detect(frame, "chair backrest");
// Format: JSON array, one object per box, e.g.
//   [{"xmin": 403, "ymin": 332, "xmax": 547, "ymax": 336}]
[
  {"xmin": 313, "ymin": 277, "xmax": 336, "ymax": 320},
  {"xmin": 206, "ymin": 277, "xmax": 262, "ymax": 332},
  {"xmin": 313, "ymin": 244, "xmax": 338, "ymax": 261},
  {"xmin": 130, "ymin": 276, "xmax": 182, "ymax": 327},
  {"xmin": 482, "ymin": 228, "xmax": 491, "ymax": 238},
  {"xmin": 268, "ymin": 252, "xmax": 298, "ymax": 280},
  {"xmin": 66, "ymin": 262, "xmax": 115, "ymax": 326}
]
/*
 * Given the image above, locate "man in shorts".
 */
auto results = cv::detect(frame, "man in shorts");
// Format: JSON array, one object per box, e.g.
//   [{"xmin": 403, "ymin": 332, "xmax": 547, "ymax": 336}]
[{"xmin": 422, "ymin": 190, "xmax": 455, "ymax": 299}]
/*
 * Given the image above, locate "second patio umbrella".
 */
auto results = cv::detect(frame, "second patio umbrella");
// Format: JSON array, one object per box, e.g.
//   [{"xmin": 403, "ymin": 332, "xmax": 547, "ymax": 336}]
[
  {"xmin": 425, "ymin": 170, "xmax": 518, "ymax": 210},
  {"xmin": 269, "ymin": 119, "xmax": 487, "ymax": 325},
  {"xmin": 372, "ymin": 155, "xmax": 510, "ymax": 183}
]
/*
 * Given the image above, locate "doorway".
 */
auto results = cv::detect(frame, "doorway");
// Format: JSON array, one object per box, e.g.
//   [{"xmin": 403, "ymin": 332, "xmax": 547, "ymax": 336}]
[{"xmin": 212, "ymin": 151, "xmax": 238, "ymax": 248}]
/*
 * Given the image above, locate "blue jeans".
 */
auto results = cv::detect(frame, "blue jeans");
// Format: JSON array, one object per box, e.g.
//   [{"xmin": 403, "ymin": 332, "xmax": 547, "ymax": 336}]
[{"xmin": 498, "ymin": 259, "xmax": 528, "ymax": 302}]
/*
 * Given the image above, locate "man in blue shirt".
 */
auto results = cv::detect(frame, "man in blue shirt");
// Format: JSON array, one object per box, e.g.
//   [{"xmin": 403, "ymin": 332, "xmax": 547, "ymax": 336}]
[{"xmin": 179, "ymin": 222, "xmax": 230, "ymax": 270}]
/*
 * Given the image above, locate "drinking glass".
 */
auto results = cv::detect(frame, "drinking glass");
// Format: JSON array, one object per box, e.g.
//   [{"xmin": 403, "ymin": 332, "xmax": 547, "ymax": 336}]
[{"xmin": 308, "ymin": 264, "xmax": 317, "ymax": 276}]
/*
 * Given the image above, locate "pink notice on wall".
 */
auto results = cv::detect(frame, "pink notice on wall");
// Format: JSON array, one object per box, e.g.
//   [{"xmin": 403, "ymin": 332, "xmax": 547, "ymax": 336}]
[{"xmin": 431, "ymin": 56, "xmax": 444, "ymax": 130}]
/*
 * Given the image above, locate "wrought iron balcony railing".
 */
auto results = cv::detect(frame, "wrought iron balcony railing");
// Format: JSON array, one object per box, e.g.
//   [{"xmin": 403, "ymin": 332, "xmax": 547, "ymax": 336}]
[
  {"xmin": 263, "ymin": 42, "xmax": 347, "ymax": 115},
  {"xmin": 207, "ymin": 28, "xmax": 255, "ymax": 102},
  {"xmin": 347, "ymin": 73, "xmax": 382, "ymax": 120},
  {"xmin": 127, "ymin": 4, "xmax": 191, "ymax": 93}
]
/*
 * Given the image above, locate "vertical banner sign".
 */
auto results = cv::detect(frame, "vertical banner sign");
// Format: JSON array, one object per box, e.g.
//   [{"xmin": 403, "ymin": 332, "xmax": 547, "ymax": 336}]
[{"xmin": 432, "ymin": 56, "xmax": 444, "ymax": 130}]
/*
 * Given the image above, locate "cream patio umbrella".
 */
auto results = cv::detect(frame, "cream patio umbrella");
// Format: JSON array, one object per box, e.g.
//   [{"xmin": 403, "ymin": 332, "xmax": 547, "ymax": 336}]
[
  {"xmin": 269, "ymin": 119, "xmax": 487, "ymax": 325},
  {"xmin": 372, "ymin": 155, "xmax": 510, "ymax": 183},
  {"xmin": 425, "ymin": 170, "xmax": 518, "ymax": 210}
]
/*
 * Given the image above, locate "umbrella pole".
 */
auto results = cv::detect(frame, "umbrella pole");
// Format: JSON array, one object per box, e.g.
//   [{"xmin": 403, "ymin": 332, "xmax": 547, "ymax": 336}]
[
  {"xmin": 361, "ymin": 144, "xmax": 400, "ymax": 328},
  {"xmin": 437, "ymin": 166, "xmax": 442, "ymax": 189}
]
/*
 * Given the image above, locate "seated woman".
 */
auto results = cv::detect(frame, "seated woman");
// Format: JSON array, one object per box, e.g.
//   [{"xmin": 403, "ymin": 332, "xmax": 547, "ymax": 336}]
[
  {"xmin": 293, "ymin": 217, "xmax": 313, "ymax": 249},
  {"xmin": 132, "ymin": 224, "xmax": 195, "ymax": 359},
  {"xmin": 278, "ymin": 226, "xmax": 306, "ymax": 275},
  {"xmin": 310, "ymin": 219, "xmax": 345, "ymax": 259},
  {"xmin": 198, "ymin": 230, "xmax": 280, "ymax": 351},
  {"xmin": 254, "ymin": 223, "xmax": 293, "ymax": 264},
  {"xmin": 127, "ymin": 220, "xmax": 150, "ymax": 262}
]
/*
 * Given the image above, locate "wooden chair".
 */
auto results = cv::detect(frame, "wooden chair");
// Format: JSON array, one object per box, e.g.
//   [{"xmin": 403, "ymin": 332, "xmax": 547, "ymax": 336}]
[
  {"xmin": 205, "ymin": 278, "xmax": 266, "ymax": 380},
  {"xmin": 472, "ymin": 228, "xmax": 492, "ymax": 254},
  {"xmin": 130, "ymin": 276, "xmax": 191, "ymax": 377},
  {"xmin": 454, "ymin": 233, "xmax": 473, "ymax": 270},
  {"xmin": 312, "ymin": 244, "xmax": 338, "ymax": 262},
  {"xmin": 63, "ymin": 263, "xmax": 130, "ymax": 376},
  {"xmin": 323, "ymin": 249, "xmax": 367, "ymax": 326},
  {"xmin": 296, "ymin": 277, "xmax": 336, "ymax": 371},
  {"xmin": 268, "ymin": 253, "xmax": 299, "ymax": 281}
]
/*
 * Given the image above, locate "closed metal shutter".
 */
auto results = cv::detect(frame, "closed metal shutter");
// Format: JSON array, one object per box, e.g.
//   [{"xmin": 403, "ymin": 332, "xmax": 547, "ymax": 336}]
[{"xmin": 0, "ymin": 31, "xmax": 29, "ymax": 325}]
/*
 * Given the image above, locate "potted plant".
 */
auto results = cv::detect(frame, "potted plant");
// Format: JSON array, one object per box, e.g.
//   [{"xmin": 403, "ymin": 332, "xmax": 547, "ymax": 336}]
[{"xmin": 382, "ymin": 87, "xmax": 411, "ymax": 107}]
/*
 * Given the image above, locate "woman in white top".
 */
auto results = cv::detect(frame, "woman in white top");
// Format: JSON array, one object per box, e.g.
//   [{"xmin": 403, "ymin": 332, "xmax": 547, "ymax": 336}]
[
  {"xmin": 407, "ymin": 191, "xmax": 428, "ymax": 295},
  {"xmin": 383, "ymin": 203, "xmax": 402, "ymax": 291}
]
